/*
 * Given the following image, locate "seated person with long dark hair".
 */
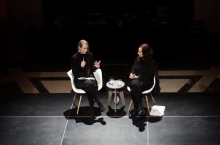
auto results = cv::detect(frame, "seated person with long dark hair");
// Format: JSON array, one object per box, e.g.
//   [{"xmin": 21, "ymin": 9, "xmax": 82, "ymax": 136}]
[
  {"xmin": 128, "ymin": 43, "xmax": 156, "ymax": 117},
  {"xmin": 71, "ymin": 39, "xmax": 105, "ymax": 119}
]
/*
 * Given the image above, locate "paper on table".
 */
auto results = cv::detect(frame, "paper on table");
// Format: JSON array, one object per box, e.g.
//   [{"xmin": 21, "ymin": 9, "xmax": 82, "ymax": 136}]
[{"xmin": 78, "ymin": 77, "xmax": 95, "ymax": 80}]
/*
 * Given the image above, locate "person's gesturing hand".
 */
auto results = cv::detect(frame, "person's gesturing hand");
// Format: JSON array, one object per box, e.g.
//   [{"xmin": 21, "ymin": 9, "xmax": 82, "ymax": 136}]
[{"xmin": 94, "ymin": 60, "xmax": 101, "ymax": 68}]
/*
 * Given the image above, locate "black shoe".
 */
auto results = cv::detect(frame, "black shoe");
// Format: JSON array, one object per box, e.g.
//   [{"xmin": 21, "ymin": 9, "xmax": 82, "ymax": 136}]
[
  {"xmin": 138, "ymin": 104, "xmax": 146, "ymax": 116},
  {"xmin": 97, "ymin": 102, "xmax": 106, "ymax": 112},
  {"xmin": 129, "ymin": 108, "xmax": 138, "ymax": 118},
  {"xmin": 90, "ymin": 109, "xmax": 96, "ymax": 119}
]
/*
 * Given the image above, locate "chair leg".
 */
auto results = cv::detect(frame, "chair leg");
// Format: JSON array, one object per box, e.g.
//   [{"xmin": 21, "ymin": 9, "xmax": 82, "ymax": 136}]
[
  {"xmin": 145, "ymin": 95, "xmax": 151, "ymax": 115},
  {"xmin": 128, "ymin": 100, "xmax": 133, "ymax": 111},
  {"xmin": 150, "ymin": 92, "xmax": 156, "ymax": 105},
  {"xmin": 72, "ymin": 93, "xmax": 77, "ymax": 104},
  {"xmin": 76, "ymin": 95, "xmax": 82, "ymax": 114}
]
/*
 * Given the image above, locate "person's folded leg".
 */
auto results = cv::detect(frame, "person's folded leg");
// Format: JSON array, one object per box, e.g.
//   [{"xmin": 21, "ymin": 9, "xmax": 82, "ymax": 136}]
[
  {"xmin": 89, "ymin": 83, "xmax": 106, "ymax": 112},
  {"xmin": 84, "ymin": 88, "xmax": 96, "ymax": 119},
  {"xmin": 130, "ymin": 79, "xmax": 145, "ymax": 116},
  {"xmin": 85, "ymin": 80, "xmax": 106, "ymax": 112}
]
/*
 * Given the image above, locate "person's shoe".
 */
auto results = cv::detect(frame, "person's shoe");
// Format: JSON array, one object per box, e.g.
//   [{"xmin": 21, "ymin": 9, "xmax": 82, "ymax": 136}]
[
  {"xmin": 97, "ymin": 102, "xmax": 106, "ymax": 112},
  {"xmin": 138, "ymin": 104, "xmax": 146, "ymax": 116},
  {"xmin": 129, "ymin": 107, "xmax": 138, "ymax": 118},
  {"xmin": 90, "ymin": 109, "xmax": 96, "ymax": 119}
]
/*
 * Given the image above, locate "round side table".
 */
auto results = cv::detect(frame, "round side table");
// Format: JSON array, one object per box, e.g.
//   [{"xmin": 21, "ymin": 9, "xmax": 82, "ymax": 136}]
[{"xmin": 106, "ymin": 80, "xmax": 126, "ymax": 112}]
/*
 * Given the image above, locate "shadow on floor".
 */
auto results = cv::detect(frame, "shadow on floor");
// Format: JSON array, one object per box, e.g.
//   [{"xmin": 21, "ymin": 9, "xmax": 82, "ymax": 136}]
[
  {"xmin": 63, "ymin": 106, "xmax": 106, "ymax": 125},
  {"xmin": 128, "ymin": 108, "xmax": 163, "ymax": 132},
  {"xmin": 106, "ymin": 105, "xmax": 126, "ymax": 118}
]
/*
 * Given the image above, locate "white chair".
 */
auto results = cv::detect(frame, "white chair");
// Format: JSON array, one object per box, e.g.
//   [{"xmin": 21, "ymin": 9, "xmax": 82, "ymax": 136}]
[
  {"xmin": 67, "ymin": 68, "xmax": 103, "ymax": 114},
  {"xmin": 127, "ymin": 76, "xmax": 156, "ymax": 115}
]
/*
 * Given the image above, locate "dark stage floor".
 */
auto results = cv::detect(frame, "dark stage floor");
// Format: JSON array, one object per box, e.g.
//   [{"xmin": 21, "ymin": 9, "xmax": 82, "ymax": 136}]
[{"xmin": 0, "ymin": 92, "xmax": 220, "ymax": 145}]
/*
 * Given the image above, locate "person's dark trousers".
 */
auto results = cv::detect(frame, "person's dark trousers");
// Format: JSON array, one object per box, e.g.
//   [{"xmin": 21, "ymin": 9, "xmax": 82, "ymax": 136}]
[
  {"xmin": 129, "ymin": 79, "xmax": 152, "ymax": 116},
  {"xmin": 76, "ymin": 79, "xmax": 105, "ymax": 118},
  {"xmin": 130, "ymin": 79, "xmax": 143, "ymax": 105}
]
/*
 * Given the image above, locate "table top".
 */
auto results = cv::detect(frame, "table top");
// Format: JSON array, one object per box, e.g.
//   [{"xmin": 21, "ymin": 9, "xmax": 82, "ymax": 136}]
[{"xmin": 106, "ymin": 80, "xmax": 125, "ymax": 89}]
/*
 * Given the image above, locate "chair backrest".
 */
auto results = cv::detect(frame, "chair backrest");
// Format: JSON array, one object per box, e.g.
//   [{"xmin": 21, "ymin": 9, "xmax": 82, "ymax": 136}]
[
  {"xmin": 67, "ymin": 68, "xmax": 103, "ymax": 93},
  {"xmin": 142, "ymin": 76, "xmax": 156, "ymax": 94},
  {"xmin": 127, "ymin": 76, "xmax": 156, "ymax": 94},
  {"xmin": 93, "ymin": 68, "xmax": 103, "ymax": 91},
  {"xmin": 67, "ymin": 70, "xmax": 85, "ymax": 93}
]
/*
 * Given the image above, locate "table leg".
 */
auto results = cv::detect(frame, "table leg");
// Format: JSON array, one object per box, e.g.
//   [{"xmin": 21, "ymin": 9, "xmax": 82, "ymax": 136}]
[
  {"xmin": 108, "ymin": 90, "xmax": 113, "ymax": 106},
  {"xmin": 119, "ymin": 91, "xmax": 125, "ymax": 106},
  {"xmin": 114, "ymin": 89, "xmax": 117, "ymax": 112}
]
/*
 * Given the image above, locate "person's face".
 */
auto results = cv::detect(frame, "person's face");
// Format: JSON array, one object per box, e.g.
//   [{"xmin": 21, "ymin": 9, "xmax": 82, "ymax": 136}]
[
  {"xmin": 137, "ymin": 47, "xmax": 143, "ymax": 57},
  {"xmin": 78, "ymin": 44, "xmax": 88, "ymax": 54}
]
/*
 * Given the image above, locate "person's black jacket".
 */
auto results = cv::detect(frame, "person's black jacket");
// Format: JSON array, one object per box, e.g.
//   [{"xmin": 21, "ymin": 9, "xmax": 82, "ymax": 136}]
[
  {"xmin": 128, "ymin": 57, "xmax": 156, "ymax": 87},
  {"xmin": 71, "ymin": 52, "xmax": 98, "ymax": 84}
]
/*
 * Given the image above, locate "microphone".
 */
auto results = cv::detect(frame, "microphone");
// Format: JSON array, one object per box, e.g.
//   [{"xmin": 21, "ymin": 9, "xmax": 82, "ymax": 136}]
[{"xmin": 82, "ymin": 57, "xmax": 85, "ymax": 70}]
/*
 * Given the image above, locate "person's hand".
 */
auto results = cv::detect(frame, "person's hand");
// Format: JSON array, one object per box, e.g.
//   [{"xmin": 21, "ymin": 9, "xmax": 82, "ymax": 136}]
[
  {"xmin": 81, "ymin": 60, "xmax": 86, "ymax": 68},
  {"xmin": 94, "ymin": 60, "xmax": 101, "ymax": 68},
  {"xmin": 129, "ymin": 73, "xmax": 137, "ymax": 79}
]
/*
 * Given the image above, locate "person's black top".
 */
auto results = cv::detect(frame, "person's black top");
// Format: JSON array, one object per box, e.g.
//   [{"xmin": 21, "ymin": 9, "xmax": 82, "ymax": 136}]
[
  {"xmin": 130, "ymin": 57, "xmax": 156, "ymax": 84},
  {"xmin": 71, "ymin": 52, "xmax": 97, "ymax": 83}
]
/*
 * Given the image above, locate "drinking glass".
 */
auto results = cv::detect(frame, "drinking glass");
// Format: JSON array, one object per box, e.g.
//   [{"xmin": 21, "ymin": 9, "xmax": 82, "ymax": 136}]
[
  {"xmin": 118, "ymin": 79, "xmax": 122, "ymax": 86},
  {"xmin": 109, "ymin": 77, "xmax": 114, "ymax": 84}
]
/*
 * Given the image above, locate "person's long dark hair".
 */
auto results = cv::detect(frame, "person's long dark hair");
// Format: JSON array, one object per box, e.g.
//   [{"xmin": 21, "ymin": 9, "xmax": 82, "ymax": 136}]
[{"xmin": 138, "ymin": 44, "xmax": 153, "ymax": 65}]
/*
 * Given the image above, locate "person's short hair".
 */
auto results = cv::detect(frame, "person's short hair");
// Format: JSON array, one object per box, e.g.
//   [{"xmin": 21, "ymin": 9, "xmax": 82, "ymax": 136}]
[{"xmin": 77, "ymin": 39, "xmax": 89, "ymax": 51}]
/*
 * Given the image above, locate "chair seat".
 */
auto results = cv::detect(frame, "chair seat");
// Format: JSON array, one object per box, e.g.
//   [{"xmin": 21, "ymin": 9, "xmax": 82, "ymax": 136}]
[
  {"xmin": 74, "ymin": 88, "xmax": 86, "ymax": 94},
  {"xmin": 142, "ymin": 88, "xmax": 154, "ymax": 94},
  {"xmin": 127, "ymin": 77, "xmax": 156, "ymax": 93},
  {"xmin": 127, "ymin": 86, "xmax": 153, "ymax": 94}
]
